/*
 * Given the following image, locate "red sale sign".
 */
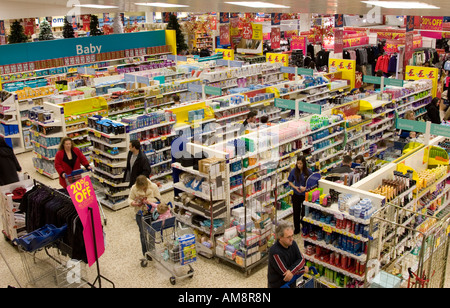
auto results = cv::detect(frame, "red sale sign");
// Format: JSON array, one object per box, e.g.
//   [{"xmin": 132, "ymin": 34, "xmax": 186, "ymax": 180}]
[
  {"xmin": 271, "ymin": 27, "xmax": 281, "ymax": 49},
  {"xmin": 219, "ymin": 24, "xmax": 230, "ymax": 45},
  {"xmin": 242, "ymin": 22, "xmax": 253, "ymax": 39},
  {"xmin": 334, "ymin": 28, "xmax": 344, "ymax": 53}
]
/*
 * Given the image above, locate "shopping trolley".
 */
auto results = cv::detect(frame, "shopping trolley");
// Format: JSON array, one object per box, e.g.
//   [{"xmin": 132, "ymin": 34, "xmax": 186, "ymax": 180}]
[
  {"xmin": 65, "ymin": 169, "xmax": 108, "ymax": 226},
  {"xmin": 140, "ymin": 215, "xmax": 196, "ymax": 285},
  {"xmin": 407, "ymin": 267, "xmax": 435, "ymax": 288},
  {"xmin": 281, "ymin": 266, "xmax": 329, "ymax": 288}
]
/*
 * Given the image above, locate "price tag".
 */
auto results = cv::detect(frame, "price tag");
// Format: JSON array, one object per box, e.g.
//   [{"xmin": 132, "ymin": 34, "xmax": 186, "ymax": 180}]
[
  {"xmin": 94, "ymin": 131, "xmax": 101, "ymax": 138},
  {"xmin": 156, "ymin": 94, "xmax": 163, "ymax": 99},
  {"xmin": 95, "ymin": 150, "xmax": 100, "ymax": 155},
  {"xmin": 38, "ymin": 168, "xmax": 43, "ymax": 174},
  {"xmin": 290, "ymin": 152, "xmax": 295, "ymax": 157},
  {"xmin": 264, "ymin": 101, "xmax": 271, "ymax": 106},
  {"xmin": 36, "ymin": 153, "xmax": 42, "ymax": 159},
  {"xmin": 323, "ymin": 225, "xmax": 333, "ymax": 233},
  {"xmin": 35, "ymin": 142, "xmax": 40, "ymax": 148},
  {"xmin": 34, "ymin": 131, "xmax": 40, "ymax": 137},
  {"xmin": 161, "ymin": 136, "xmax": 167, "ymax": 141}
]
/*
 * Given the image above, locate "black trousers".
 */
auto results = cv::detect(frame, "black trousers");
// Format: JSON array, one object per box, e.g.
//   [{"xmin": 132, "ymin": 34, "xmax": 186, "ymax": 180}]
[{"xmin": 292, "ymin": 194, "xmax": 305, "ymax": 233}]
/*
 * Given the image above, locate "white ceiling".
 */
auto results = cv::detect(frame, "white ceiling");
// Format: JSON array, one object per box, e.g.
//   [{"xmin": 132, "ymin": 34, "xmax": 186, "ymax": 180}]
[{"xmin": 0, "ymin": 0, "xmax": 449, "ymax": 20}]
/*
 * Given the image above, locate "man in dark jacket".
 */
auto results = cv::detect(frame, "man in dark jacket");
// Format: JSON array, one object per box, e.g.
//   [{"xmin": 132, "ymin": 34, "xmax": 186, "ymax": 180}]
[
  {"xmin": 268, "ymin": 221, "xmax": 307, "ymax": 288},
  {"xmin": 0, "ymin": 137, "xmax": 22, "ymax": 186},
  {"xmin": 328, "ymin": 155, "xmax": 353, "ymax": 174},
  {"xmin": 123, "ymin": 140, "xmax": 151, "ymax": 187}
]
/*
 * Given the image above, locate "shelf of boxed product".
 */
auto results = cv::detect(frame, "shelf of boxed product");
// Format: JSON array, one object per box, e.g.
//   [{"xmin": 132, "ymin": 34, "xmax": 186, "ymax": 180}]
[
  {"xmin": 87, "ymin": 116, "xmax": 129, "ymax": 211},
  {"xmin": 28, "ymin": 102, "xmax": 66, "ymax": 179},
  {"xmin": 88, "ymin": 110, "xmax": 178, "ymax": 210},
  {"xmin": 301, "ymin": 179, "xmax": 386, "ymax": 288},
  {"xmin": 0, "ymin": 45, "xmax": 173, "ymax": 90},
  {"xmin": 350, "ymin": 137, "xmax": 450, "ymax": 284},
  {"xmin": 172, "ymin": 144, "xmax": 229, "ymax": 258}
]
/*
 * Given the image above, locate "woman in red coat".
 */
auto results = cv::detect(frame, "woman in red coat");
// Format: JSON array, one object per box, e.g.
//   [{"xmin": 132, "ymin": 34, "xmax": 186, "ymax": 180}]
[{"xmin": 54, "ymin": 137, "xmax": 91, "ymax": 188}]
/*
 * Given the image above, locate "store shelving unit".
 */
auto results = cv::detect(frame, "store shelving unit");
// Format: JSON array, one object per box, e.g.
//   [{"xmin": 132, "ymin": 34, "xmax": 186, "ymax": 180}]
[
  {"xmin": 171, "ymin": 143, "xmax": 229, "ymax": 259},
  {"xmin": 88, "ymin": 119, "xmax": 130, "ymax": 211},
  {"xmin": 352, "ymin": 137, "xmax": 450, "ymax": 288}
]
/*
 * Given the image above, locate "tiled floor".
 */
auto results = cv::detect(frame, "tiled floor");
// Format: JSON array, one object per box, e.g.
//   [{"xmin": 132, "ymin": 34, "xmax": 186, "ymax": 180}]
[{"xmin": 1, "ymin": 150, "xmax": 449, "ymax": 288}]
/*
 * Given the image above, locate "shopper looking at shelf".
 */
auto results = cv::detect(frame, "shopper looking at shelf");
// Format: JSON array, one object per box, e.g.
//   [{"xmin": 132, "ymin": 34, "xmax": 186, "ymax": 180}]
[
  {"xmin": 399, "ymin": 110, "xmax": 417, "ymax": 139},
  {"xmin": 327, "ymin": 155, "xmax": 353, "ymax": 174},
  {"xmin": 173, "ymin": 94, "xmax": 181, "ymax": 107},
  {"xmin": 267, "ymin": 221, "xmax": 307, "ymax": 288},
  {"xmin": 54, "ymin": 137, "xmax": 91, "ymax": 189},
  {"xmin": 124, "ymin": 140, "xmax": 151, "ymax": 188},
  {"xmin": 354, "ymin": 155, "xmax": 365, "ymax": 165},
  {"xmin": 288, "ymin": 155, "xmax": 311, "ymax": 234},
  {"xmin": 425, "ymin": 97, "xmax": 442, "ymax": 124},
  {"xmin": 128, "ymin": 175, "xmax": 162, "ymax": 257},
  {"xmin": 0, "ymin": 137, "xmax": 22, "ymax": 186},
  {"xmin": 240, "ymin": 111, "xmax": 257, "ymax": 135}
]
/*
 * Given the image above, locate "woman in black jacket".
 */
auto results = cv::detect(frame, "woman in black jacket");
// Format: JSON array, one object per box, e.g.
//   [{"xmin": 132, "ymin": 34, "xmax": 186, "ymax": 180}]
[
  {"xmin": 425, "ymin": 97, "xmax": 442, "ymax": 124},
  {"xmin": 0, "ymin": 137, "xmax": 22, "ymax": 186}
]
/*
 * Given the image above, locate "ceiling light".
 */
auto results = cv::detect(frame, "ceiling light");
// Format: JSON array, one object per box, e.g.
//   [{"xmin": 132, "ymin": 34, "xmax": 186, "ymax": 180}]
[
  {"xmin": 73, "ymin": 4, "xmax": 119, "ymax": 9},
  {"xmin": 134, "ymin": 2, "xmax": 190, "ymax": 7},
  {"xmin": 225, "ymin": 1, "xmax": 290, "ymax": 8},
  {"xmin": 361, "ymin": 1, "xmax": 440, "ymax": 9}
]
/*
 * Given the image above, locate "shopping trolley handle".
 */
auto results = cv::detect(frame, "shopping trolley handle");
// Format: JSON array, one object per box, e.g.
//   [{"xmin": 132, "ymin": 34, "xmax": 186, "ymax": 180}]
[{"xmin": 65, "ymin": 169, "xmax": 90, "ymax": 178}]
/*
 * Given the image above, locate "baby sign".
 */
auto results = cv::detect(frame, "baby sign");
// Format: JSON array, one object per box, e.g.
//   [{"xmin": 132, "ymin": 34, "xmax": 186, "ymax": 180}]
[{"xmin": 68, "ymin": 176, "xmax": 105, "ymax": 267}]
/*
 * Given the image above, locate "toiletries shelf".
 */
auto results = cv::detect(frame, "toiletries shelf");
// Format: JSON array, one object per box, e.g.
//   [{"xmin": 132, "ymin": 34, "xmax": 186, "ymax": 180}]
[{"xmin": 88, "ymin": 118, "xmax": 130, "ymax": 211}]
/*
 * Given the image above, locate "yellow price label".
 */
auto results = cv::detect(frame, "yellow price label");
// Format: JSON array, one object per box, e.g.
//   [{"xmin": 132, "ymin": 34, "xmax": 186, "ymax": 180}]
[
  {"xmin": 36, "ymin": 153, "xmax": 42, "ymax": 159},
  {"xmin": 290, "ymin": 152, "xmax": 295, "ymax": 157},
  {"xmin": 94, "ymin": 131, "xmax": 101, "ymax": 138},
  {"xmin": 161, "ymin": 136, "xmax": 167, "ymax": 141},
  {"xmin": 156, "ymin": 94, "xmax": 163, "ymax": 99},
  {"xmin": 35, "ymin": 142, "xmax": 40, "ymax": 148},
  {"xmin": 264, "ymin": 101, "xmax": 271, "ymax": 106},
  {"xmin": 323, "ymin": 225, "xmax": 333, "ymax": 233},
  {"xmin": 34, "ymin": 131, "xmax": 40, "ymax": 137},
  {"xmin": 38, "ymin": 168, "xmax": 43, "ymax": 174}
]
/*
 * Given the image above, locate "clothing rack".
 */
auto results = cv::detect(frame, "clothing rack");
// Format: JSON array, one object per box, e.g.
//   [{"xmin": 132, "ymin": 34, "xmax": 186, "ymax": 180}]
[{"xmin": 31, "ymin": 180, "xmax": 115, "ymax": 288}]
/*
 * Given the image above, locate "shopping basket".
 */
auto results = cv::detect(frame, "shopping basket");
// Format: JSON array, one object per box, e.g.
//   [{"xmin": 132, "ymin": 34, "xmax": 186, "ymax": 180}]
[
  {"xmin": 65, "ymin": 169, "xmax": 90, "ymax": 186},
  {"xmin": 281, "ymin": 266, "xmax": 328, "ymax": 288}
]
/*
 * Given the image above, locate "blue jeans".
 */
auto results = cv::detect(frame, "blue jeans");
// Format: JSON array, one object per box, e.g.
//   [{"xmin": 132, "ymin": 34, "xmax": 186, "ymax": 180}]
[{"xmin": 136, "ymin": 213, "xmax": 155, "ymax": 256}]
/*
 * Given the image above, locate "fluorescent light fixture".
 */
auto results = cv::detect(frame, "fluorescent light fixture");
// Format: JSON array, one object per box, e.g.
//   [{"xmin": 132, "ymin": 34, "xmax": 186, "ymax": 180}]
[
  {"xmin": 225, "ymin": 1, "xmax": 290, "ymax": 8},
  {"xmin": 134, "ymin": 2, "xmax": 189, "ymax": 7},
  {"xmin": 361, "ymin": 1, "xmax": 439, "ymax": 9},
  {"xmin": 73, "ymin": 4, "xmax": 119, "ymax": 9}
]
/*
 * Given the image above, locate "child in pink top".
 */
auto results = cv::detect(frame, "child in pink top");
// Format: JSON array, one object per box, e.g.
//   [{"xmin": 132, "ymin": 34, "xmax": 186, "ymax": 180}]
[{"xmin": 148, "ymin": 202, "xmax": 172, "ymax": 221}]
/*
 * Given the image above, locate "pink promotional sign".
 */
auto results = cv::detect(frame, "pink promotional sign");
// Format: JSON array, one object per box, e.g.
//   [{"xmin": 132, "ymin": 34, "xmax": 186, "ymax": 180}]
[
  {"xmin": 67, "ymin": 176, "xmax": 105, "ymax": 267},
  {"xmin": 290, "ymin": 35, "xmax": 306, "ymax": 52},
  {"xmin": 421, "ymin": 16, "xmax": 444, "ymax": 39}
]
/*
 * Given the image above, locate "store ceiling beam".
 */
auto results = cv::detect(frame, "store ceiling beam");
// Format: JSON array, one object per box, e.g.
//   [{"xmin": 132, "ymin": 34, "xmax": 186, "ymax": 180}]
[{"xmin": 0, "ymin": 0, "xmax": 449, "ymax": 20}]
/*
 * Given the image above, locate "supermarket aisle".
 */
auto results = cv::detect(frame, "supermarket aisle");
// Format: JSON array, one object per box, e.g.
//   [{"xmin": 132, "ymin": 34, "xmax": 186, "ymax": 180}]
[
  {"xmin": 2, "ymin": 151, "xmax": 449, "ymax": 288},
  {"xmin": 1, "ymin": 150, "xmax": 273, "ymax": 288}
]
